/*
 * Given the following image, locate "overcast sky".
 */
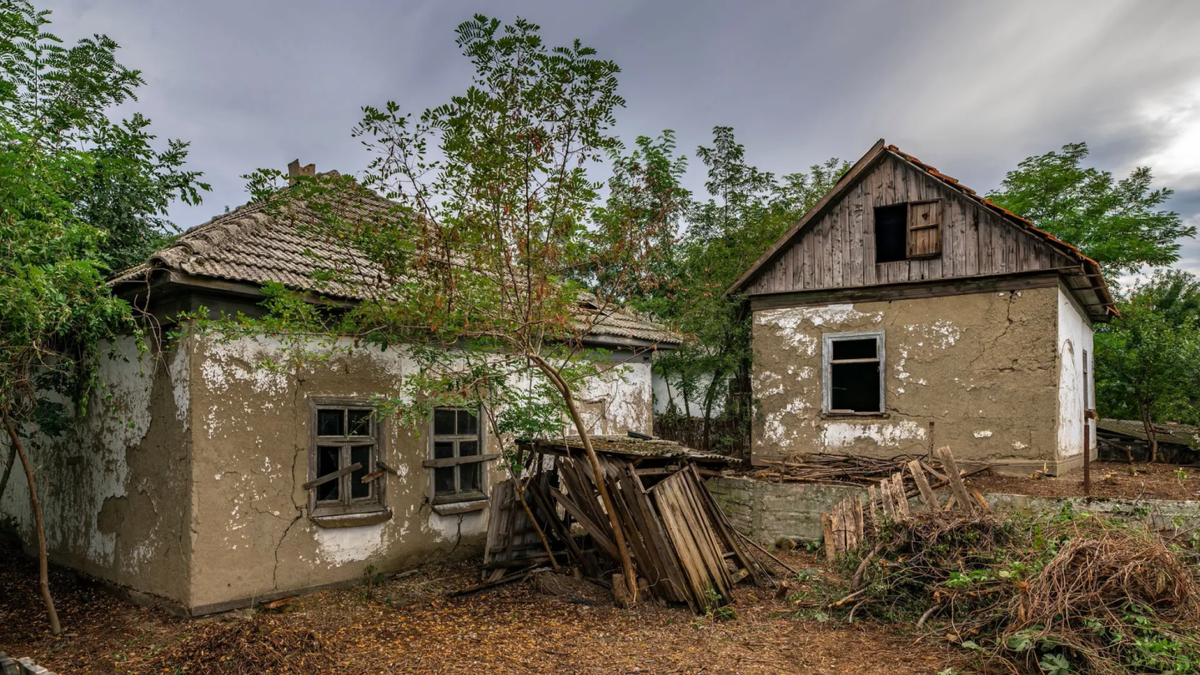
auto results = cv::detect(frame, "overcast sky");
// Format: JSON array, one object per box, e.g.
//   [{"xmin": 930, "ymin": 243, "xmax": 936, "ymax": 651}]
[{"xmin": 42, "ymin": 0, "xmax": 1200, "ymax": 274}]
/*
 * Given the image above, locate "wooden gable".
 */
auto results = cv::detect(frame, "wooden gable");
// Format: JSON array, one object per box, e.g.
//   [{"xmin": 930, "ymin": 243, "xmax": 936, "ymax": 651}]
[{"xmin": 742, "ymin": 152, "xmax": 1078, "ymax": 296}]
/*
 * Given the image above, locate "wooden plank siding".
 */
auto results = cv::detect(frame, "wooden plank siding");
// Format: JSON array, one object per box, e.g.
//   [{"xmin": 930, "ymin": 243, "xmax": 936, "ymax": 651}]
[{"xmin": 746, "ymin": 154, "xmax": 1076, "ymax": 296}]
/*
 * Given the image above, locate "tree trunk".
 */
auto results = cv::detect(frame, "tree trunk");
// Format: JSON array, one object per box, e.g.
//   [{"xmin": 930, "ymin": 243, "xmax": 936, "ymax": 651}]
[
  {"xmin": 0, "ymin": 437, "xmax": 16, "ymax": 504},
  {"xmin": 1139, "ymin": 401, "xmax": 1158, "ymax": 463},
  {"xmin": 3, "ymin": 414, "xmax": 60, "ymax": 635},
  {"xmin": 531, "ymin": 357, "xmax": 639, "ymax": 602}
]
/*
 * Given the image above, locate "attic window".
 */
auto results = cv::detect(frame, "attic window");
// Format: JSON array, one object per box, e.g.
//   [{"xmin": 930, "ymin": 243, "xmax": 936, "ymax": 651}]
[
  {"xmin": 874, "ymin": 200, "xmax": 943, "ymax": 263},
  {"xmin": 822, "ymin": 331, "xmax": 885, "ymax": 415}
]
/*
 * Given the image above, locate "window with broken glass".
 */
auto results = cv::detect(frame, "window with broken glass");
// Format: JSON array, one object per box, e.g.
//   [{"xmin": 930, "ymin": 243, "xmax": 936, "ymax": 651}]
[
  {"xmin": 307, "ymin": 400, "xmax": 386, "ymax": 519},
  {"xmin": 426, "ymin": 407, "xmax": 488, "ymax": 504},
  {"xmin": 822, "ymin": 331, "xmax": 886, "ymax": 415}
]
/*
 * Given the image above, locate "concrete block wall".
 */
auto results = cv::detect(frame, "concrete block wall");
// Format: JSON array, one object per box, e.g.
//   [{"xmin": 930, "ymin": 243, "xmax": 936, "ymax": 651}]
[{"xmin": 707, "ymin": 476, "xmax": 1200, "ymax": 546}]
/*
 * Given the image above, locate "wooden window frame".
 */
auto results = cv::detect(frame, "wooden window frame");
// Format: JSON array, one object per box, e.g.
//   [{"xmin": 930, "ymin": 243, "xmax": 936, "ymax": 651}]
[
  {"xmin": 906, "ymin": 199, "xmax": 943, "ymax": 259},
  {"xmin": 822, "ymin": 331, "xmax": 886, "ymax": 416},
  {"xmin": 307, "ymin": 397, "xmax": 389, "ymax": 524},
  {"xmin": 874, "ymin": 199, "xmax": 943, "ymax": 264},
  {"xmin": 425, "ymin": 407, "xmax": 496, "ymax": 506}
]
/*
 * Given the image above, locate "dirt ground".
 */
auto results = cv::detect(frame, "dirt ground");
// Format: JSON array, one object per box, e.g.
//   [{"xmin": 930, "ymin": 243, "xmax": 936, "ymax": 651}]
[
  {"xmin": 967, "ymin": 460, "xmax": 1200, "ymax": 501},
  {"xmin": 0, "ymin": 538, "xmax": 975, "ymax": 675}
]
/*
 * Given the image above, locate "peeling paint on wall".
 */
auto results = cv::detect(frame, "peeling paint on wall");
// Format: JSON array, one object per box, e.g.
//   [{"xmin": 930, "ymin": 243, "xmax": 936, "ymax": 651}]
[
  {"xmin": 313, "ymin": 522, "xmax": 387, "ymax": 566},
  {"xmin": 820, "ymin": 421, "xmax": 927, "ymax": 448}
]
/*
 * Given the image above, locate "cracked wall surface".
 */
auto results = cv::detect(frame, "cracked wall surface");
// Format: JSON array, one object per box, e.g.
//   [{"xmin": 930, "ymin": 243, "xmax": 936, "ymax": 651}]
[
  {"xmin": 0, "ymin": 336, "xmax": 193, "ymax": 607},
  {"xmin": 187, "ymin": 335, "xmax": 654, "ymax": 613},
  {"xmin": 751, "ymin": 287, "xmax": 1064, "ymax": 471}
]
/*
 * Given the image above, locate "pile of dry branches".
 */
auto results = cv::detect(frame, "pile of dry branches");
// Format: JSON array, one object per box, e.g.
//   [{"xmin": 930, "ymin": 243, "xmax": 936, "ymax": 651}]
[
  {"xmin": 840, "ymin": 508, "xmax": 1200, "ymax": 674},
  {"xmin": 146, "ymin": 615, "xmax": 334, "ymax": 675}
]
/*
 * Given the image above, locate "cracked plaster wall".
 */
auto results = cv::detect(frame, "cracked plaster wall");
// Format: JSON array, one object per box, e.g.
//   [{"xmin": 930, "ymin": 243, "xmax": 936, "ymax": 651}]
[
  {"xmin": 0, "ymin": 336, "xmax": 193, "ymax": 606},
  {"xmin": 750, "ymin": 288, "xmax": 1062, "ymax": 470},
  {"xmin": 187, "ymin": 336, "xmax": 653, "ymax": 612}
]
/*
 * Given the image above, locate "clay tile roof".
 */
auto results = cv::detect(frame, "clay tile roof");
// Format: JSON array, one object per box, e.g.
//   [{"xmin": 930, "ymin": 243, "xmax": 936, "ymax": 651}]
[{"xmin": 112, "ymin": 179, "xmax": 680, "ymax": 347}]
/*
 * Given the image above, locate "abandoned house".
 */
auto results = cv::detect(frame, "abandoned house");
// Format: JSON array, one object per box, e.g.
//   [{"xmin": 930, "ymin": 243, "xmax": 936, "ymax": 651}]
[
  {"xmin": 0, "ymin": 165, "xmax": 678, "ymax": 616},
  {"xmin": 729, "ymin": 140, "xmax": 1115, "ymax": 475}
]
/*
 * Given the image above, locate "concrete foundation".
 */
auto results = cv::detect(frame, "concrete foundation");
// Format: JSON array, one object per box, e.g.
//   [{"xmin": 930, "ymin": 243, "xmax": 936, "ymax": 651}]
[{"xmin": 708, "ymin": 476, "xmax": 1200, "ymax": 545}]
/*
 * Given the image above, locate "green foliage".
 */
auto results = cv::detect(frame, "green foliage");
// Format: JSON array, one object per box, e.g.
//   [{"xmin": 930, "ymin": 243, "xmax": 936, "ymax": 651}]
[
  {"xmin": 210, "ymin": 16, "xmax": 677, "ymax": 482},
  {"xmin": 987, "ymin": 142, "xmax": 1191, "ymax": 277},
  {"xmin": 0, "ymin": 0, "xmax": 204, "ymax": 432},
  {"xmin": 1095, "ymin": 271, "xmax": 1200, "ymax": 448},
  {"xmin": 653, "ymin": 126, "xmax": 847, "ymax": 449}
]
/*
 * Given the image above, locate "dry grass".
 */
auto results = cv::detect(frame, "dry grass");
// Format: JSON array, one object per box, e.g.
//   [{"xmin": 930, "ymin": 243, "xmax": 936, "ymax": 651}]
[{"xmin": 844, "ymin": 509, "xmax": 1200, "ymax": 674}]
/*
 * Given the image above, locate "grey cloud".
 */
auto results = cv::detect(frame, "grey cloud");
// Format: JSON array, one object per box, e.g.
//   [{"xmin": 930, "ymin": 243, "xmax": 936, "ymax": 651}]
[{"xmin": 41, "ymin": 0, "xmax": 1200, "ymax": 272}]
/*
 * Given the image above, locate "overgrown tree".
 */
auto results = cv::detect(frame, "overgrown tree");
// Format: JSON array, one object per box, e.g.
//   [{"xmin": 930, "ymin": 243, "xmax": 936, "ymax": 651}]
[
  {"xmin": 0, "ymin": 0, "xmax": 208, "ymax": 633},
  {"xmin": 1095, "ymin": 271, "xmax": 1200, "ymax": 461},
  {"xmin": 988, "ymin": 142, "xmax": 1191, "ymax": 277},
  {"xmin": 654, "ymin": 127, "xmax": 846, "ymax": 451},
  {"xmin": 223, "ymin": 15, "xmax": 683, "ymax": 602}
]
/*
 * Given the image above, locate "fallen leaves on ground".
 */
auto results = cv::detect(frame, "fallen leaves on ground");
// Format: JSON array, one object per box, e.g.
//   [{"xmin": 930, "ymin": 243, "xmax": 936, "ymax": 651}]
[{"xmin": 1, "ymin": 539, "xmax": 974, "ymax": 674}]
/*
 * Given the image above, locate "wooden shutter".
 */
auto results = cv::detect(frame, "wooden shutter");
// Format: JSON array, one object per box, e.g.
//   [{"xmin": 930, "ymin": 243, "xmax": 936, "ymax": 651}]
[{"xmin": 907, "ymin": 199, "xmax": 942, "ymax": 258}]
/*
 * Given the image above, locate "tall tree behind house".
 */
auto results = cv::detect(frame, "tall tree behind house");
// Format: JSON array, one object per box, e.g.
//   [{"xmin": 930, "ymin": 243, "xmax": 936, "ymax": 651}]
[
  {"xmin": 0, "ymin": 0, "xmax": 209, "ymax": 634},
  {"xmin": 652, "ymin": 126, "xmax": 847, "ymax": 452}
]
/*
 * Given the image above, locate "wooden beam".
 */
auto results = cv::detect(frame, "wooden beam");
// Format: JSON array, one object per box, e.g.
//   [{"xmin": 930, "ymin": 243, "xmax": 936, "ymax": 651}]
[{"xmin": 302, "ymin": 462, "xmax": 362, "ymax": 490}]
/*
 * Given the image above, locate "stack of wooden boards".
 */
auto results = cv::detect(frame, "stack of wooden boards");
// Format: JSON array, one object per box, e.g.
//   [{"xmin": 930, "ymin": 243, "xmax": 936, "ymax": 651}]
[
  {"xmin": 823, "ymin": 447, "xmax": 991, "ymax": 560},
  {"xmin": 753, "ymin": 452, "xmax": 931, "ymax": 487},
  {"xmin": 485, "ymin": 436, "xmax": 769, "ymax": 613}
]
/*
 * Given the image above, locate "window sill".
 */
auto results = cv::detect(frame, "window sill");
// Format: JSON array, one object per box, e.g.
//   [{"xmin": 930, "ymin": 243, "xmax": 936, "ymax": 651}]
[
  {"xmin": 821, "ymin": 411, "xmax": 890, "ymax": 420},
  {"xmin": 309, "ymin": 507, "xmax": 392, "ymax": 529},
  {"xmin": 431, "ymin": 499, "xmax": 489, "ymax": 516}
]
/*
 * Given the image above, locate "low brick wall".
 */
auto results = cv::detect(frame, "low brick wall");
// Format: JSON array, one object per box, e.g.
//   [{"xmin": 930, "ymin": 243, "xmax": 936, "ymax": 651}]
[
  {"xmin": 708, "ymin": 476, "xmax": 1200, "ymax": 545},
  {"xmin": 0, "ymin": 654, "xmax": 58, "ymax": 675}
]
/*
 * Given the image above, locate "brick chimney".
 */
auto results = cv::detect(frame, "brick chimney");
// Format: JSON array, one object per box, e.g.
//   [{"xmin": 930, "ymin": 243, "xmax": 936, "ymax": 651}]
[{"xmin": 287, "ymin": 159, "xmax": 316, "ymax": 185}]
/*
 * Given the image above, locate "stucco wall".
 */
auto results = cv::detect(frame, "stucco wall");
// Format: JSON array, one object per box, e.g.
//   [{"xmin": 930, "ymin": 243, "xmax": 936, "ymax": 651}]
[
  {"xmin": 1056, "ymin": 287, "xmax": 1096, "ymax": 461},
  {"xmin": 750, "ymin": 287, "xmax": 1063, "ymax": 471},
  {"xmin": 187, "ymin": 335, "xmax": 653, "ymax": 613},
  {"xmin": 0, "ymin": 337, "xmax": 193, "ymax": 607}
]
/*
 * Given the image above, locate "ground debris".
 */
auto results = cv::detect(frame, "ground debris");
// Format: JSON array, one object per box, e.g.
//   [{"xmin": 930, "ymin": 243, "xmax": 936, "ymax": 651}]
[
  {"xmin": 834, "ymin": 504, "xmax": 1200, "ymax": 674},
  {"xmin": 144, "ymin": 615, "xmax": 334, "ymax": 674}
]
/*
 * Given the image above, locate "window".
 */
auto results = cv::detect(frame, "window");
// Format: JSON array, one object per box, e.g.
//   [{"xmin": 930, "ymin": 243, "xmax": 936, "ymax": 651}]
[
  {"xmin": 822, "ymin": 331, "xmax": 885, "ymax": 415},
  {"xmin": 425, "ymin": 407, "xmax": 491, "ymax": 505},
  {"xmin": 874, "ymin": 199, "xmax": 942, "ymax": 263},
  {"xmin": 307, "ymin": 400, "xmax": 387, "ymax": 522}
]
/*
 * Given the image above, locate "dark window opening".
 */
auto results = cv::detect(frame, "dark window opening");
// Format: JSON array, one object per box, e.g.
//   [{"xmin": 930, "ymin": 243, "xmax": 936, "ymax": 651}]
[
  {"xmin": 874, "ymin": 204, "xmax": 908, "ymax": 263},
  {"xmin": 824, "ymin": 332, "xmax": 885, "ymax": 414},
  {"xmin": 875, "ymin": 200, "xmax": 943, "ymax": 262},
  {"xmin": 429, "ymin": 407, "xmax": 488, "ymax": 504}
]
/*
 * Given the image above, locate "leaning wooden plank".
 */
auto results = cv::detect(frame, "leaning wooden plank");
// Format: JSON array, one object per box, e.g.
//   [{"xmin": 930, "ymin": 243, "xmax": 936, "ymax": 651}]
[
  {"xmin": 483, "ymin": 480, "xmax": 512, "ymax": 567},
  {"xmin": 890, "ymin": 473, "xmax": 910, "ymax": 516},
  {"xmin": 866, "ymin": 484, "xmax": 878, "ymax": 529},
  {"xmin": 907, "ymin": 459, "xmax": 938, "ymax": 510},
  {"xmin": 660, "ymin": 471, "xmax": 730, "ymax": 604},
  {"xmin": 877, "ymin": 480, "xmax": 891, "ymax": 518},
  {"xmin": 687, "ymin": 466, "xmax": 767, "ymax": 587},
  {"xmin": 935, "ymin": 447, "xmax": 974, "ymax": 512},
  {"xmin": 624, "ymin": 464, "xmax": 691, "ymax": 604},
  {"xmin": 550, "ymin": 487, "xmax": 619, "ymax": 559},
  {"xmin": 822, "ymin": 512, "xmax": 836, "ymax": 562},
  {"xmin": 674, "ymin": 471, "xmax": 734, "ymax": 600},
  {"xmin": 654, "ymin": 478, "xmax": 710, "ymax": 609}
]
